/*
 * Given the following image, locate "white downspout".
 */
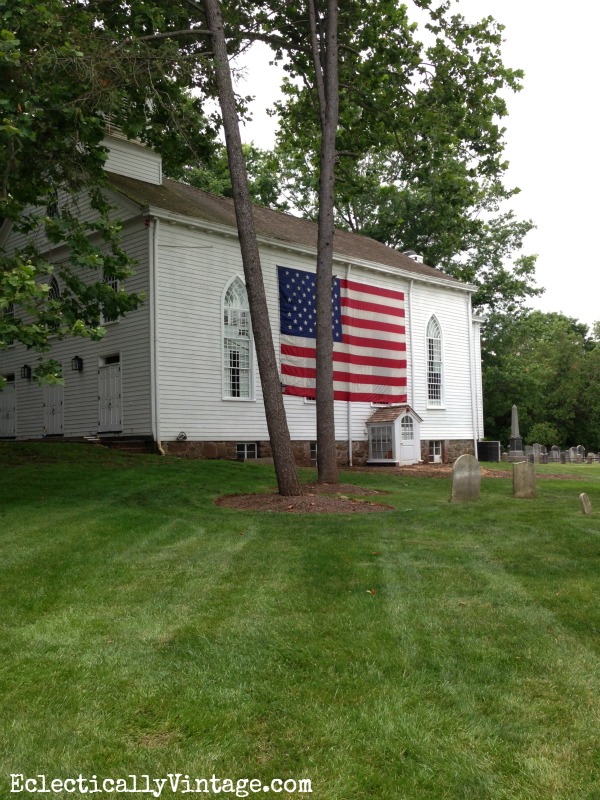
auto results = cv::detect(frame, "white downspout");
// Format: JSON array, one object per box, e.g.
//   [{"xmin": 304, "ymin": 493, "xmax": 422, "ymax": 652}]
[
  {"xmin": 467, "ymin": 293, "xmax": 478, "ymax": 454},
  {"xmin": 408, "ymin": 280, "xmax": 415, "ymax": 409},
  {"xmin": 346, "ymin": 263, "xmax": 353, "ymax": 466},
  {"xmin": 149, "ymin": 217, "xmax": 165, "ymax": 456}
]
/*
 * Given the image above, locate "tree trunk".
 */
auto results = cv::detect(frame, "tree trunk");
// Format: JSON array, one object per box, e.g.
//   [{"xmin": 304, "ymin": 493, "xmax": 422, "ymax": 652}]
[
  {"xmin": 309, "ymin": 0, "xmax": 339, "ymax": 484},
  {"xmin": 204, "ymin": 0, "xmax": 301, "ymax": 496}
]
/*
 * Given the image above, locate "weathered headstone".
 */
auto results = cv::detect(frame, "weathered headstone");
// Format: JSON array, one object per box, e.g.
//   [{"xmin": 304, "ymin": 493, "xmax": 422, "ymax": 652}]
[
  {"xmin": 580, "ymin": 493, "xmax": 592, "ymax": 515},
  {"xmin": 532, "ymin": 443, "xmax": 544, "ymax": 462},
  {"xmin": 550, "ymin": 446, "xmax": 560, "ymax": 462},
  {"xmin": 577, "ymin": 445, "xmax": 586, "ymax": 463},
  {"xmin": 451, "ymin": 454, "xmax": 481, "ymax": 502},
  {"xmin": 508, "ymin": 404, "xmax": 525, "ymax": 461},
  {"xmin": 513, "ymin": 461, "xmax": 536, "ymax": 499}
]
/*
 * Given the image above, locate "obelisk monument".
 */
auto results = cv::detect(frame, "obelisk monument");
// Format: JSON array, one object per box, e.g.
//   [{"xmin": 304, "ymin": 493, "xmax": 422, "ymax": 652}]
[{"xmin": 508, "ymin": 404, "xmax": 525, "ymax": 461}]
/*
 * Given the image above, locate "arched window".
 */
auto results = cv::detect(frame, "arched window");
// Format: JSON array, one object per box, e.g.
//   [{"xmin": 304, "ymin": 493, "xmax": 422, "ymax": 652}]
[
  {"xmin": 47, "ymin": 277, "xmax": 61, "ymax": 332},
  {"xmin": 48, "ymin": 276, "xmax": 60, "ymax": 300},
  {"xmin": 223, "ymin": 277, "xmax": 252, "ymax": 399},
  {"xmin": 426, "ymin": 316, "xmax": 443, "ymax": 407},
  {"xmin": 3, "ymin": 302, "xmax": 14, "ymax": 347}
]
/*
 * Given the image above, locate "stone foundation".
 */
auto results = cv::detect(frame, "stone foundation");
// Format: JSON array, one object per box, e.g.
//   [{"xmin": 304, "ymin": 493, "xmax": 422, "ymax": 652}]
[
  {"xmin": 163, "ymin": 438, "xmax": 474, "ymax": 466},
  {"xmin": 420, "ymin": 438, "xmax": 475, "ymax": 464}
]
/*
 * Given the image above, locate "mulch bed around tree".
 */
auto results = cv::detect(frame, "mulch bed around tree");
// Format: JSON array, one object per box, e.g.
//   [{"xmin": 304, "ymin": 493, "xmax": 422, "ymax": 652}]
[
  {"xmin": 215, "ymin": 483, "xmax": 395, "ymax": 514},
  {"xmin": 215, "ymin": 463, "xmax": 579, "ymax": 514}
]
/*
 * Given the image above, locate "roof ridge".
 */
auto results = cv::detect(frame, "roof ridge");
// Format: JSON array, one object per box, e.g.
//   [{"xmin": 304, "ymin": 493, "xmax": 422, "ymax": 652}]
[{"xmin": 107, "ymin": 172, "xmax": 462, "ymax": 286}]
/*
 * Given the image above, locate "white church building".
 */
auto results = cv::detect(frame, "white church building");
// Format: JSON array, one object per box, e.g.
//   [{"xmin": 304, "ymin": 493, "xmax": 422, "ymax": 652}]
[{"xmin": 0, "ymin": 133, "xmax": 484, "ymax": 466}]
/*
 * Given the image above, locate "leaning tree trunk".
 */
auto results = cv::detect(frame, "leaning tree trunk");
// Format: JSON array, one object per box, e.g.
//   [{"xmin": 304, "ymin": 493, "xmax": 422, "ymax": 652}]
[
  {"xmin": 204, "ymin": 0, "xmax": 301, "ymax": 496},
  {"xmin": 309, "ymin": 0, "xmax": 339, "ymax": 484}
]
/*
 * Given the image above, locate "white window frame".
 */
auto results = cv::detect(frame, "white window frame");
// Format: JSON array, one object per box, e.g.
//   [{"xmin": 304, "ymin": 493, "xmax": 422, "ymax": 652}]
[
  {"xmin": 368, "ymin": 423, "xmax": 396, "ymax": 462},
  {"xmin": 426, "ymin": 315, "xmax": 444, "ymax": 408},
  {"xmin": 429, "ymin": 440, "xmax": 442, "ymax": 463},
  {"xmin": 236, "ymin": 442, "xmax": 258, "ymax": 460},
  {"xmin": 221, "ymin": 276, "xmax": 254, "ymax": 401},
  {"xmin": 400, "ymin": 414, "xmax": 414, "ymax": 441}
]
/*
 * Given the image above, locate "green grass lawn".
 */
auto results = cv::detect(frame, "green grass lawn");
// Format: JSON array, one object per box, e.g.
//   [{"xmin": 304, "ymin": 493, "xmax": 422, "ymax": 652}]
[{"xmin": 1, "ymin": 443, "xmax": 600, "ymax": 799}]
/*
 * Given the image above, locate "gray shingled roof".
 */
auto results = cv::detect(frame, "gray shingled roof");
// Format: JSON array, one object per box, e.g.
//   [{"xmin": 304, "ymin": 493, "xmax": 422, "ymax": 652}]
[
  {"xmin": 107, "ymin": 172, "xmax": 462, "ymax": 286},
  {"xmin": 366, "ymin": 405, "xmax": 423, "ymax": 424}
]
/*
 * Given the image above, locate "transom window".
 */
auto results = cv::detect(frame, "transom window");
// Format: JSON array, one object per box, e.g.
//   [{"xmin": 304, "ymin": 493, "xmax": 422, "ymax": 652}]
[
  {"xmin": 427, "ymin": 316, "xmax": 443, "ymax": 407},
  {"xmin": 223, "ymin": 277, "xmax": 252, "ymax": 399}
]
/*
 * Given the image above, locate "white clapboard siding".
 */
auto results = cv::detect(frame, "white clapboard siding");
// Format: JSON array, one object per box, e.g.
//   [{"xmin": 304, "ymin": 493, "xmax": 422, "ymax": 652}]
[
  {"xmin": 103, "ymin": 135, "xmax": 162, "ymax": 185},
  {"xmin": 410, "ymin": 284, "xmax": 476, "ymax": 441},
  {"xmin": 154, "ymin": 223, "xmax": 441, "ymax": 444},
  {"xmin": 0, "ymin": 130, "xmax": 151, "ymax": 254},
  {"xmin": 0, "ymin": 185, "xmax": 143, "ymax": 257},
  {"xmin": 0, "ymin": 218, "xmax": 152, "ymax": 439}
]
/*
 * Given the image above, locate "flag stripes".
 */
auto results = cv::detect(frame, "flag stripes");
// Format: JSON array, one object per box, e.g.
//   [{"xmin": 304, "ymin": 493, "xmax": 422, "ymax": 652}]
[{"xmin": 278, "ymin": 266, "xmax": 407, "ymax": 403}]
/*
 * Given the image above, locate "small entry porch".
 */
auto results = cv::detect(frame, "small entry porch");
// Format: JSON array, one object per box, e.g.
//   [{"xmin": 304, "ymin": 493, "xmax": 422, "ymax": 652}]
[{"xmin": 365, "ymin": 405, "xmax": 422, "ymax": 466}]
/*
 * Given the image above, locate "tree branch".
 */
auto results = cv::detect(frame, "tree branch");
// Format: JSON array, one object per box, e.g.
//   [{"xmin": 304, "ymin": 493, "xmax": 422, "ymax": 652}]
[{"xmin": 118, "ymin": 29, "xmax": 211, "ymax": 46}]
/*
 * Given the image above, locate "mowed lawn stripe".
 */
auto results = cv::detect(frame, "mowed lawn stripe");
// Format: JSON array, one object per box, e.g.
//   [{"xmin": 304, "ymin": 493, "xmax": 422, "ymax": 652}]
[{"xmin": 2, "ymin": 443, "xmax": 600, "ymax": 799}]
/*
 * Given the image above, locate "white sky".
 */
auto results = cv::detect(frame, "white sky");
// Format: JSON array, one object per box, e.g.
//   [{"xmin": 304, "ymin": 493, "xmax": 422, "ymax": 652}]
[{"xmin": 235, "ymin": 0, "xmax": 600, "ymax": 328}]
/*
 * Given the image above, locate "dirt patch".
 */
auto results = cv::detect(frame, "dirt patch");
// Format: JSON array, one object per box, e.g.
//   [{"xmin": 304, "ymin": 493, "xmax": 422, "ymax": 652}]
[
  {"xmin": 354, "ymin": 463, "xmax": 577, "ymax": 480},
  {"xmin": 215, "ymin": 483, "xmax": 394, "ymax": 514}
]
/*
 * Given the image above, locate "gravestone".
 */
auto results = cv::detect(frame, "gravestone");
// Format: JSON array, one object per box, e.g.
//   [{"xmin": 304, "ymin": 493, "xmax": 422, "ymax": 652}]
[
  {"xmin": 577, "ymin": 445, "xmax": 586, "ymax": 463},
  {"xmin": 451, "ymin": 454, "xmax": 481, "ymax": 502},
  {"xmin": 580, "ymin": 493, "xmax": 592, "ymax": 515},
  {"xmin": 550, "ymin": 446, "xmax": 560, "ymax": 462},
  {"xmin": 513, "ymin": 461, "xmax": 536, "ymax": 499}
]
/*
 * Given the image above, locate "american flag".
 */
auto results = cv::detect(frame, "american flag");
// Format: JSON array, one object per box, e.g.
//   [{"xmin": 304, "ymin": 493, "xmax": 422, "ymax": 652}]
[{"xmin": 278, "ymin": 266, "xmax": 407, "ymax": 403}]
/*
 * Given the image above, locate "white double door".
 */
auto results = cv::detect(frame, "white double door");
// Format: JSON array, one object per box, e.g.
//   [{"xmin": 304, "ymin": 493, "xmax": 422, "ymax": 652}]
[
  {"xmin": 0, "ymin": 381, "xmax": 16, "ymax": 437},
  {"xmin": 43, "ymin": 384, "xmax": 64, "ymax": 436},
  {"xmin": 98, "ymin": 363, "xmax": 122, "ymax": 432}
]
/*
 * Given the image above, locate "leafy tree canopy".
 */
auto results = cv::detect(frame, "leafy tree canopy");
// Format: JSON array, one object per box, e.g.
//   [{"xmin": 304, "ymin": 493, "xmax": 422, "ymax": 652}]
[
  {"xmin": 0, "ymin": 0, "xmax": 216, "ymax": 382},
  {"xmin": 482, "ymin": 311, "xmax": 600, "ymax": 450},
  {"xmin": 183, "ymin": 143, "xmax": 289, "ymax": 211},
  {"xmin": 190, "ymin": 0, "xmax": 541, "ymax": 315}
]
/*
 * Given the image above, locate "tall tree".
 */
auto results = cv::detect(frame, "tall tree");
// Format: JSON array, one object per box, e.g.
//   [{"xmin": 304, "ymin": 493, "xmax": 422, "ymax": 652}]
[
  {"xmin": 263, "ymin": 1, "xmax": 539, "ymax": 315},
  {"xmin": 202, "ymin": 0, "xmax": 301, "ymax": 496},
  {"xmin": 178, "ymin": 1, "xmax": 540, "ymax": 480},
  {"xmin": 308, "ymin": 0, "xmax": 340, "ymax": 484}
]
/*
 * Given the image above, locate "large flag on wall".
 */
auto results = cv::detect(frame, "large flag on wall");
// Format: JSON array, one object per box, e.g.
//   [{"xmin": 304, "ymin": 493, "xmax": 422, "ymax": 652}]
[{"xmin": 278, "ymin": 266, "xmax": 407, "ymax": 403}]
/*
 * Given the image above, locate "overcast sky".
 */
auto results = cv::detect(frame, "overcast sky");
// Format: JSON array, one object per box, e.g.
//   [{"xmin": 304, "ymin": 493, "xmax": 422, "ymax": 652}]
[{"xmin": 234, "ymin": 0, "xmax": 599, "ymax": 328}]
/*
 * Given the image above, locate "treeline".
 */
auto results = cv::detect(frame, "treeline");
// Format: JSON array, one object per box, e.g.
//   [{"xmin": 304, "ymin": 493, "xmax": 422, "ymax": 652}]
[{"xmin": 482, "ymin": 312, "xmax": 600, "ymax": 451}]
